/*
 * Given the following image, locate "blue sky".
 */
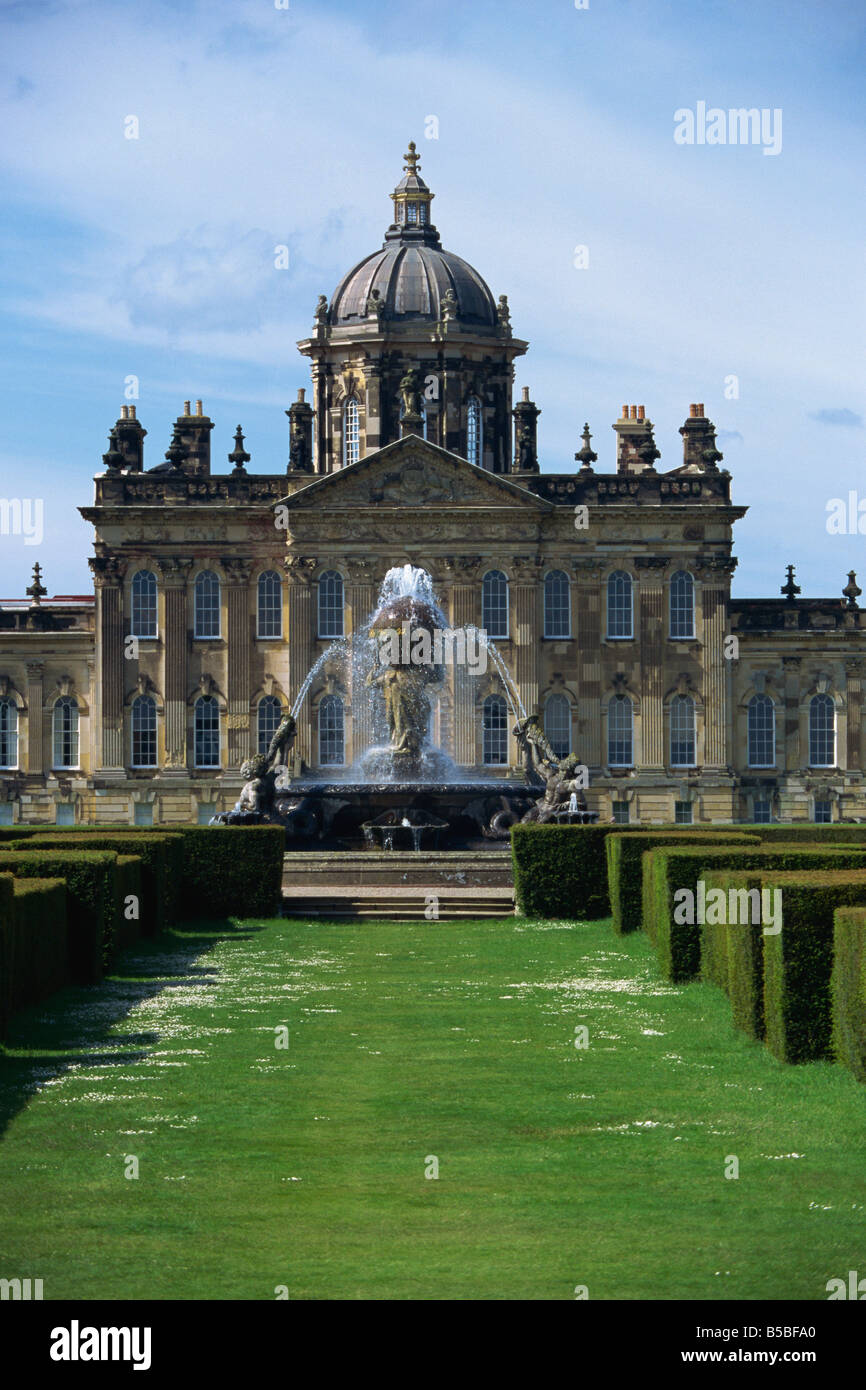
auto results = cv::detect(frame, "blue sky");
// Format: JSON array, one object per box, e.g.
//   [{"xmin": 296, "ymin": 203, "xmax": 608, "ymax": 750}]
[{"xmin": 0, "ymin": 0, "xmax": 864, "ymax": 598}]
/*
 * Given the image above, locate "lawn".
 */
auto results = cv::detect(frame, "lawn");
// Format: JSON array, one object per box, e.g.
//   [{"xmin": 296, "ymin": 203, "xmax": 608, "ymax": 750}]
[{"xmin": 0, "ymin": 914, "xmax": 864, "ymax": 1300}]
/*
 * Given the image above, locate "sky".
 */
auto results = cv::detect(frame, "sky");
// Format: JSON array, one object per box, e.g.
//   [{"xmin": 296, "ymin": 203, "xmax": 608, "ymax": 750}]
[{"xmin": 0, "ymin": 0, "xmax": 864, "ymax": 600}]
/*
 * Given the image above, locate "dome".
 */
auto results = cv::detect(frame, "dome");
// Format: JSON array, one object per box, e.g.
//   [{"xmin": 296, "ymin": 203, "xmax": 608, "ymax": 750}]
[{"xmin": 328, "ymin": 142, "xmax": 498, "ymax": 330}]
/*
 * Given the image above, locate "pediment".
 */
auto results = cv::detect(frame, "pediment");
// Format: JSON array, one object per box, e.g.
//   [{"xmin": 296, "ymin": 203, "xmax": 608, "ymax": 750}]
[{"xmin": 279, "ymin": 436, "xmax": 552, "ymax": 512}]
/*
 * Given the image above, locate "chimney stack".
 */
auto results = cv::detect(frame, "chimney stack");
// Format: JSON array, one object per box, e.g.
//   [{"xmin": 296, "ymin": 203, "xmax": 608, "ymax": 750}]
[
  {"xmin": 174, "ymin": 399, "xmax": 214, "ymax": 476},
  {"xmin": 512, "ymin": 388, "xmax": 541, "ymax": 473},
  {"xmin": 680, "ymin": 403, "xmax": 722, "ymax": 471},
  {"xmin": 286, "ymin": 388, "xmax": 314, "ymax": 473},
  {"xmin": 613, "ymin": 404, "xmax": 655, "ymax": 474},
  {"xmin": 113, "ymin": 405, "xmax": 147, "ymax": 471}
]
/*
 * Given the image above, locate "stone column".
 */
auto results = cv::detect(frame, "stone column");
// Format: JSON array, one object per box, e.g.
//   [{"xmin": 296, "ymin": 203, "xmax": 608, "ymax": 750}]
[
  {"xmin": 25, "ymin": 661, "xmax": 44, "ymax": 776},
  {"xmin": 346, "ymin": 559, "xmax": 377, "ymax": 762},
  {"xmin": 284, "ymin": 556, "xmax": 317, "ymax": 766},
  {"xmin": 90, "ymin": 556, "xmax": 127, "ymax": 773},
  {"xmin": 846, "ymin": 659, "xmax": 862, "ymax": 771},
  {"xmin": 511, "ymin": 557, "xmax": 543, "ymax": 732},
  {"xmin": 223, "ymin": 559, "xmax": 253, "ymax": 768},
  {"xmin": 636, "ymin": 559, "xmax": 667, "ymax": 771},
  {"xmin": 700, "ymin": 559, "xmax": 732, "ymax": 769},
  {"xmin": 443, "ymin": 557, "xmax": 481, "ymax": 768},
  {"xmin": 783, "ymin": 657, "xmax": 801, "ymax": 770},
  {"xmin": 364, "ymin": 367, "xmax": 382, "ymax": 455},
  {"xmin": 573, "ymin": 560, "xmax": 602, "ymax": 769},
  {"xmin": 158, "ymin": 557, "xmax": 192, "ymax": 771}
]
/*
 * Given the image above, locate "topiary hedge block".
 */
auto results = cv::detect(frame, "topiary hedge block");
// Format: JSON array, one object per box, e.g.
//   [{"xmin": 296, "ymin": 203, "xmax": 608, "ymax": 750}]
[
  {"xmin": 753, "ymin": 824, "xmax": 866, "ymax": 844},
  {"xmin": 511, "ymin": 823, "xmax": 651, "ymax": 919},
  {"xmin": 0, "ymin": 873, "xmax": 68, "ymax": 1038},
  {"xmin": 831, "ymin": 906, "xmax": 866, "ymax": 1083},
  {"xmin": 644, "ymin": 843, "xmax": 866, "ymax": 988},
  {"xmin": 114, "ymin": 855, "xmax": 143, "ymax": 955},
  {"xmin": 175, "ymin": 826, "xmax": 285, "ymax": 919},
  {"xmin": 7, "ymin": 834, "xmax": 175, "ymax": 936},
  {"xmin": 0, "ymin": 850, "xmax": 117, "ymax": 983},
  {"xmin": 608, "ymin": 829, "xmax": 759, "ymax": 937}
]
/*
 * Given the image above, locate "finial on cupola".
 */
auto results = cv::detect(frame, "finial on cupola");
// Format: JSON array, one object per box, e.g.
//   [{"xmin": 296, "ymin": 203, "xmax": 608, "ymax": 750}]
[
  {"xmin": 228, "ymin": 425, "xmax": 250, "ymax": 476},
  {"xmin": 781, "ymin": 563, "xmax": 801, "ymax": 603},
  {"xmin": 843, "ymin": 570, "xmax": 862, "ymax": 610},
  {"xmin": 575, "ymin": 423, "xmax": 598, "ymax": 471},
  {"xmin": 26, "ymin": 561, "xmax": 47, "ymax": 607},
  {"xmin": 102, "ymin": 426, "xmax": 123, "ymax": 471}
]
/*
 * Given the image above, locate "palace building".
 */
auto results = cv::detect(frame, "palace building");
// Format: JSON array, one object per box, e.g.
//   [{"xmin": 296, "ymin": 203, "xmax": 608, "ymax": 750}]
[{"xmin": 2, "ymin": 144, "xmax": 865, "ymax": 828}]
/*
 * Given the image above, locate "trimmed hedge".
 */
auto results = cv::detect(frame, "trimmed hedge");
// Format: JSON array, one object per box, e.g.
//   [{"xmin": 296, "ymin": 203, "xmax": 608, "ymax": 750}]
[
  {"xmin": 707, "ymin": 868, "xmax": 866, "ymax": 1063},
  {"xmin": 832, "ymin": 907, "xmax": 866, "ymax": 1083},
  {"xmin": 753, "ymin": 824, "xmax": 866, "ymax": 845},
  {"xmin": 608, "ymin": 830, "xmax": 759, "ymax": 937},
  {"xmin": 175, "ymin": 826, "xmax": 284, "ymax": 918},
  {"xmin": 643, "ymin": 843, "xmax": 866, "ymax": 986},
  {"xmin": 5, "ymin": 834, "xmax": 177, "ymax": 936},
  {"xmin": 0, "ymin": 850, "xmax": 117, "ymax": 983},
  {"xmin": 115, "ymin": 855, "xmax": 143, "ymax": 954},
  {"xmin": 0, "ymin": 873, "xmax": 68, "ymax": 1038},
  {"xmin": 511, "ymin": 823, "xmax": 655, "ymax": 919}
]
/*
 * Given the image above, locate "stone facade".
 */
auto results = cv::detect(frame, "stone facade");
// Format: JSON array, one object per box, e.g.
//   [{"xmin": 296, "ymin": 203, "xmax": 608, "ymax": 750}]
[{"xmin": 1, "ymin": 149, "xmax": 865, "ymax": 828}]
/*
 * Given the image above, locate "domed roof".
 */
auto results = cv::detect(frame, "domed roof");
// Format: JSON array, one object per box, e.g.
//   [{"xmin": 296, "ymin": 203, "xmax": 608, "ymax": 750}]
[{"xmin": 328, "ymin": 143, "xmax": 498, "ymax": 330}]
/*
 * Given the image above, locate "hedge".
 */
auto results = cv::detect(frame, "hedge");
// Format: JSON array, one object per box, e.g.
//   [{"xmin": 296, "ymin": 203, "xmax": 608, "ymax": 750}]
[
  {"xmin": 607, "ymin": 830, "xmax": 760, "ymax": 937},
  {"xmin": 706, "ymin": 868, "xmax": 866, "ymax": 1063},
  {"xmin": 0, "ymin": 850, "xmax": 118, "ymax": 983},
  {"xmin": 831, "ymin": 906, "xmax": 866, "ymax": 1083},
  {"xmin": 511, "ymin": 823, "xmax": 656, "ymax": 919},
  {"xmin": 0, "ymin": 874, "xmax": 68, "ymax": 1038},
  {"xmin": 174, "ymin": 826, "xmax": 284, "ymax": 918},
  {"xmin": 753, "ymin": 824, "xmax": 866, "ymax": 845},
  {"xmin": 643, "ymin": 843, "xmax": 866, "ymax": 986},
  {"xmin": 114, "ymin": 855, "xmax": 143, "ymax": 954},
  {"xmin": 6, "ymin": 833, "xmax": 177, "ymax": 936}
]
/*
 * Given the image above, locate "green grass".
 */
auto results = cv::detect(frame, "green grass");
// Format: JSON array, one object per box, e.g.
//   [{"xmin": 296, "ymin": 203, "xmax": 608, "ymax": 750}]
[{"xmin": 1, "ymin": 914, "xmax": 864, "ymax": 1300}]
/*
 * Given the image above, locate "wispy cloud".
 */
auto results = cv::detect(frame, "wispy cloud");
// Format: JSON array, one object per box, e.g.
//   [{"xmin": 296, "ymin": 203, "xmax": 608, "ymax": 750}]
[{"xmin": 808, "ymin": 408, "xmax": 863, "ymax": 428}]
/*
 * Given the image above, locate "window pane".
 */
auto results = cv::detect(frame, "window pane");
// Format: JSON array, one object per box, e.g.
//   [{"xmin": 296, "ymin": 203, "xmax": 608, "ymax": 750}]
[
  {"xmin": 194, "ymin": 571, "xmax": 220, "ymax": 638},
  {"xmin": 544, "ymin": 571, "xmax": 570, "ymax": 638},
  {"xmin": 131, "ymin": 695, "xmax": 157, "ymax": 767},
  {"xmin": 482, "ymin": 695, "xmax": 508, "ymax": 765},
  {"xmin": 257, "ymin": 695, "xmax": 283, "ymax": 756},
  {"xmin": 482, "ymin": 570, "xmax": 508, "ymax": 639},
  {"xmin": 343, "ymin": 399, "xmax": 360, "ymax": 467},
  {"xmin": 466, "ymin": 397, "xmax": 482, "ymax": 467},
  {"xmin": 53, "ymin": 696, "xmax": 79, "ymax": 768},
  {"xmin": 670, "ymin": 571, "xmax": 695, "ymax": 639},
  {"xmin": 131, "ymin": 570, "xmax": 158, "ymax": 638},
  {"xmin": 194, "ymin": 696, "xmax": 220, "ymax": 767},
  {"xmin": 607, "ymin": 694, "xmax": 633, "ymax": 766},
  {"xmin": 814, "ymin": 799, "xmax": 832, "ymax": 823},
  {"xmin": 0, "ymin": 697, "xmax": 18, "ymax": 768},
  {"xmin": 809, "ymin": 694, "xmax": 835, "ymax": 766},
  {"xmin": 752, "ymin": 800, "xmax": 771, "ymax": 823},
  {"xmin": 670, "ymin": 694, "xmax": 695, "ymax": 767},
  {"xmin": 257, "ymin": 571, "xmax": 282, "ymax": 638},
  {"xmin": 607, "ymin": 571, "xmax": 633, "ymax": 639},
  {"xmin": 544, "ymin": 694, "xmax": 570, "ymax": 759},
  {"xmin": 675, "ymin": 800, "xmax": 693, "ymax": 824},
  {"xmin": 318, "ymin": 571, "xmax": 344, "ymax": 638},
  {"xmin": 319, "ymin": 695, "xmax": 345, "ymax": 766},
  {"xmin": 612, "ymin": 801, "xmax": 630, "ymax": 825},
  {"xmin": 747, "ymin": 694, "xmax": 775, "ymax": 767},
  {"xmin": 55, "ymin": 803, "xmax": 75, "ymax": 826},
  {"xmin": 133, "ymin": 802, "xmax": 153, "ymax": 826}
]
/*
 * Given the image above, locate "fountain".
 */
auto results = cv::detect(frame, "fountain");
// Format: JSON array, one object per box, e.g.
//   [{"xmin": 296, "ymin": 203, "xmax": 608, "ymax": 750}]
[{"xmin": 215, "ymin": 564, "xmax": 596, "ymax": 844}]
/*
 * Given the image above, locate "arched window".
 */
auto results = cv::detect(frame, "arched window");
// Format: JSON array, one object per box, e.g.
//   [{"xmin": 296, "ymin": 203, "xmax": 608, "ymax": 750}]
[
  {"xmin": 544, "ymin": 693, "xmax": 571, "ymax": 760},
  {"xmin": 131, "ymin": 695, "xmax": 157, "ymax": 768},
  {"xmin": 257, "ymin": 695, "xmax": 283, "ymax": 756},
  {"xmin": 52, "ymin": 696, "xmax": 79, "ymax": 769},
  {"xmin": 482, "ymin": 570, "xmax": 508, "ymax": 639},
  {"xmin": 670, "ymin": 570, "xmax": 695, "ymax": 639},
  {"xmin": 131, "ymin": 569, "xmax": 158, "ymax": 638},
  {"xmin": 257, "ymin": 571, "xmax": 282, "ymax": 639},
  {"xmin": 0, "ymin": 697, "xmax": 18, "ymax": 768},
  {"xmin": 747, "ymin": 694, "xmax": 775, "ymax": 768},
  {"xmin": 318, "ymin": 571, "xmax": 344, "ymax": 638},
  {"xmin": 194, "ymin": 695, "xmax": 220, "ymax": 768},
  {"xmin": 319, "ymin": 695, "xmax": 345, "ymax": 766},
  {"xmin": 809, "ymin": 693, "xmax": 835, "ymax": 767},
  {"xmin": 608, "ymin": 694, "xmax": 634, "ymax": 767},
  {"xmin": 670, "ymin": 694, "xmax": 696, "ymax": 768},
  {"xmin": 544, "ymin": 570, "xmax": 570, "ymax": 638},
  {"xmin": 482, "ymin": 694, "xmax": 508, "ymax": 765},
  {"xmin": 466, "ymin": 396, "xmax": 482, "ymax": 467},
  {"xmin": 606, "ymin": 571, "xmax": 633, "ymax": 639},
  {"xmin": 343, "ymin": 398, "xmax": 360, "ymax": 467},
  {"xmin": 194, "ymin": 570, "xmax": 220, "ymax": 639}
]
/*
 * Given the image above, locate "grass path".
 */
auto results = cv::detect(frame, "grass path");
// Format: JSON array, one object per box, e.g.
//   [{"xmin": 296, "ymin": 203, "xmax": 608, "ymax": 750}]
[{"xmin": 1, "ymin": 915, "xmax": 864, "ymax": 1300}]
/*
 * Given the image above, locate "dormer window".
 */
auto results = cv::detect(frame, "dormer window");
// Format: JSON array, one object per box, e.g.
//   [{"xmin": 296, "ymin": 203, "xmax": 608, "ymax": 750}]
[{"xmin": 406, "ymin": 203, "xmax": 418, "ymax": 224}]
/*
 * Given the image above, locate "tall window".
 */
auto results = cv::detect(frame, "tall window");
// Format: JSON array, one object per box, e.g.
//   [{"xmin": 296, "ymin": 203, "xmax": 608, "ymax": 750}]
[
  {"xmin": 131, "ymin": 569, "xmax": 158, "ymax": 638},
  {"xmin": 257, "ymin": 570, "xmax": 282, "ymax": 639},
  {"xmin": 670, "ymin": 570, "xmax": 695, "ymax": 639},
  {"xmin": 482, "ymin": 570, "xmax": 508, "ymax": 639},
  {"xmin": 53, "ymin": 696, "xmax": 79, "ymax": 769},
  {"xmin": 0, "ymin": 697, "xmax": 18, "ymax": 768},
  {"xmin": 131, "ymin": 695, "xmax": 157, "ymax": 768},
  {"xmin": 752, "ymin": 800, "xmax": 772, "ymax": 824},
  {"xmin": 194, "ymin": 695, "xmax": 220, "ymax": 767},
  {"xmin": 318, "ymin": 695, "xmax": 345, "ymax": 766},
  {"xmin": 343, "ymin": 398, "xmax": 360, "ymax": 467},
  {"xmin": 608, "ymin": 694, "xmax": 634, "ymax": 767},
  {"xmin": 482, "ymin": 694, "xmax": 508, "ymax": 765},
  {"xmin": 606, "ymin": 571, "xmax": 633, "ymax": 639},
  {"xmin": 809, "ymin": 693, "xmax": 835, "ymax": 767},
  {"xmin": 466, "ymin": 396, "xmax": 482, "ymax": 466},
  {"xmin": 670, "ymin": 694, "xmax": 696, "ymax": 768},
  {"xmin": 747, "ymin": 694, "xmax": 775, "ymax": 768},
  {"xmin": 318, "ymin": 571, "xmax": 344, "ymax": 638},
  {"xmin": 544, "ymin": 693, "xmax": 571, "ymax": 760},
  {"xmin": 544, "ymin": 570, "xmax": 570, "ymax": 638},
  {"xmin": 675, "ymin": 800, "xmax": 693, "ymax": 825},
  {"xmin": 194, "ymin": 570, "xmax": 220, "ymax": 639},
  {"xmin": 258, "ymin": 695, "xmax": 282, "ymax": 756},
  {"xmin": 814, "ymin": 799, "xmax": 832, "ymax": 824}
]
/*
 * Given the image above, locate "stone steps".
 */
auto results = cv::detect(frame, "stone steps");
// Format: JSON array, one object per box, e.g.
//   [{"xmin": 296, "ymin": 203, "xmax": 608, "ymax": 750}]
[{"xmin": 282, "ymin": 849, "xmax": 515, "ymax": 919}]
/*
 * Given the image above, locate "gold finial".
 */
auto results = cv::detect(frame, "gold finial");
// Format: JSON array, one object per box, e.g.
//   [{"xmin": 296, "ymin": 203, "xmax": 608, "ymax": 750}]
[{"xmin": 403, "ymin": 141, "xmax": 420, "ymax": 175}]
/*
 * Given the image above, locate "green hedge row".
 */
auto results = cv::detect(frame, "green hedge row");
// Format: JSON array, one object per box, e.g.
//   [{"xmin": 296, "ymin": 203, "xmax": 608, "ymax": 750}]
[
  {"xmin": 832, "ymin": 907, "xmax": 866, "ymax": 1084},
  {"xmin": 511, "ymin": 823, "xmax": 660, "ymax": 919},
  {"xmin": 607, "ymin": 830, "xmax": 760, "ymax": 937},
  {"xmin": 0, "ymin": 850, "xmax": 119, "ymax": 983},
  {"xmin": 0, "ymin": 874, "xmax": 68, "ymax": 1038},
  {"xmin": 643, "ymin": 843, "xmax": 866, "ymax": 983}
]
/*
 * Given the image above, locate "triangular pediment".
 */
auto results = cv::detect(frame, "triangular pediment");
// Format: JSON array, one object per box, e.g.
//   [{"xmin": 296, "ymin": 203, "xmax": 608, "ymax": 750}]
[{"xmin": 279, "ymin": 435, "xmax": 553, "ymax": 511}]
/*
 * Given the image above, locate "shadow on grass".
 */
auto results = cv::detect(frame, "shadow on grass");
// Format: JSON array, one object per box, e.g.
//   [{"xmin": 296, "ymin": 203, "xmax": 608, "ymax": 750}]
[{"xmin": 0, "ymin": 917, "xmax": 264, "ymax": 1139}]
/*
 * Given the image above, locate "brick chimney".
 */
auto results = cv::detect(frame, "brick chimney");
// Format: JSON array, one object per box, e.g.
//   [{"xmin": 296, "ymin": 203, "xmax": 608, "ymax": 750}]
[
  {"xmin": 511, "ymin": 387, "xmax": 541, "ymax": 473},
  {"xmin": 174, "ymin": 399, "xmax": 214, "ymax": 476},
  {"xmin": 613, "ymin": 404, "xmax": 654, "ymax": 474},
  {"xmin": 286, "ymin": 388, "xmax": 314, "ymax": 473},
  {"xmin": 679, "ymin": 403, "xmax": 722, "ymax": 471},
  {"xmin": 113, "ymin": 404, "xmax": 146, "ymax": 472}
]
